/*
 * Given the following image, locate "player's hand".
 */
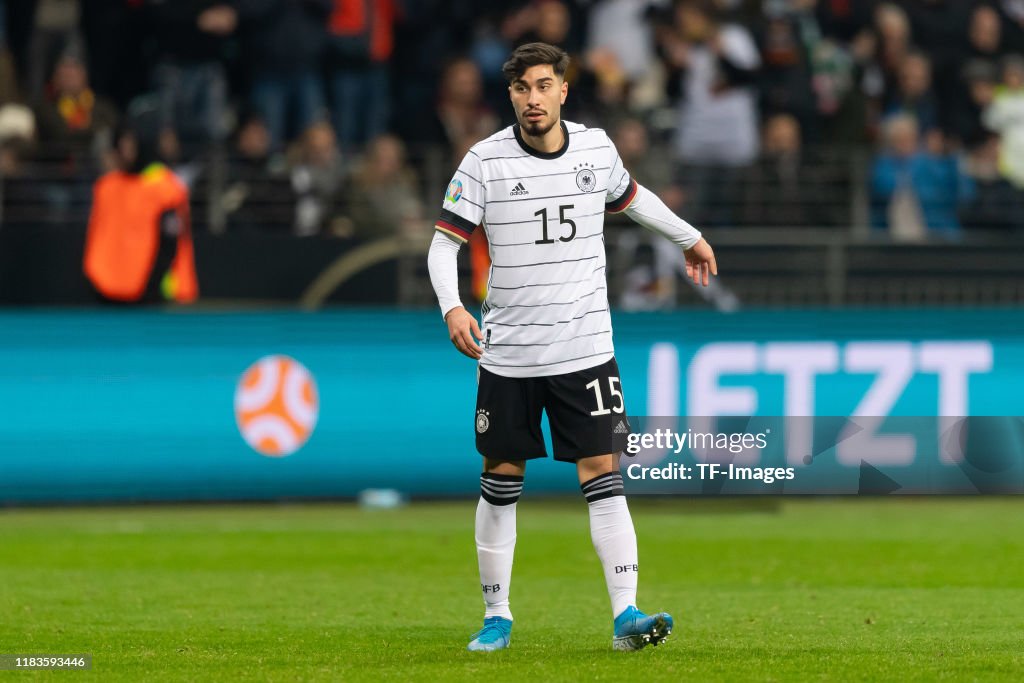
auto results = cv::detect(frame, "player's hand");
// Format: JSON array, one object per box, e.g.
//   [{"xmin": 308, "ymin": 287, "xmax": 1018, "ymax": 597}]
[
  {"xmin": 684, "ymin": 238, "xmax": 718, "ymax": 287},
  {"xmin": 445, "ymin": 307, "xmax": 484, "ymax": 360}
]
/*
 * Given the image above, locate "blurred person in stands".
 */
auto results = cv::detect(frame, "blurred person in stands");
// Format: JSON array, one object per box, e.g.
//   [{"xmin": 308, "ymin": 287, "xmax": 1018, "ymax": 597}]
[
  {"xmin": 80, "ymin": 0, "xmax": 150, "ymax": 111},
  {"xmin": 587, "ymin": 0, "xmax": 658, "ymax": 88},
  {"xmin": 894, "ymin": 0, "xmax": 971, "ymax": 114},
  {"xmin": 960, "ymin": 132, "xmax": 1024, "ymax": 231},
  {"xmin": 432, "ymin": 57, "xmax": 499, "ymax": 167},
  {"xmin": 569, "ymin": 47, "xmax": 632, "ymax": 129},
  {"xmin": 326, "ymin": 0, "xmax": 399, "ymax": 151},
  {"xmin": 743, "ymin": 112, "xmax": 848, "ymax": 228},
  {"xmin": 884, "ymin": 50, "xmax": 939, "ymax": 139},
  {"xmin": 238, "ymin": 0, "xmax": 332, "ymax": 151},
  {"xmin": 758, "ymin": 0, "xmax": 819, "ymax": 139},
  {"xmin": 343, "ymin": 133, "xmax": 423, "ymax": 240},
  {"xmin": 947, "ymin": 59, "xmax": 998, "ymax": 149},
  {"xmin": 609, "ymin": 117, "xmax": 688, "ymax": 310},
  {"xmin": 291, "ymin": 120, "xmax": 345, "ymax": 236},
  {"xmin": 149, "ymin": 1, "xmax": 237, "ymax": 155},
  {"xmin": 862, "ymin": 3, "xmax": 913, "ymax": 135},
  {"xmin": 222, "ymin": 116, "xmax": 294, "ymax": 231},
  {"xmin": 870, "ymin": 114, "xmax": 972, "ymax": 241},
  {"xmin": 659, "ymin": 0, "xmax": 760, "ymax": 227},
  {"xmin": 965, "ymin": 3, "xmax": 1006, "ymax": 63},
  {"xmin": 33, "ymin": 46, "xmax": 117, "ymax": 173},
  {"xmin": 996, "ymin": 0, "xmax": 1024, "ymax": 54},
  {"xmin": 83, "ymin": 101, "xmax": 198, "ymax": 304},
  {"xmin": 982, "ymin": 54, "xmax": 1024, "ymax": 188},
  {"xmin": 25, "ymin": 0, "xmax": 82, "ymax": 102},
  {"xmin": 0, "ymin": 103, "xmax": 43, "ymax": 224}
]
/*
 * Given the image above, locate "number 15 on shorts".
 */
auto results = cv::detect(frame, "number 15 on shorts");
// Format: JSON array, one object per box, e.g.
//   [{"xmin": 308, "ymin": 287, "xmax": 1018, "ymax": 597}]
[{"xmin": 587, "ymin": 377, "xmax": 624, "ymax": 416}]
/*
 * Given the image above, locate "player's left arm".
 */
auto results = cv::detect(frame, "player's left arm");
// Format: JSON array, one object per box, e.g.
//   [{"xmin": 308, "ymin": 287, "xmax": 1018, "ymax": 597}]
[{"xmin": 605, "ymin": 150, "xmax": 718, "ymax": 286}]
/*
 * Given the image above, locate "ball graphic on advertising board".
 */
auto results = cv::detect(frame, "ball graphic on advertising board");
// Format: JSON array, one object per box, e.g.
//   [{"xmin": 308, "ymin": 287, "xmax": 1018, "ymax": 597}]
[{"xmin": 235, "ymin": 355, "xmax": 319, "ymax": 457}]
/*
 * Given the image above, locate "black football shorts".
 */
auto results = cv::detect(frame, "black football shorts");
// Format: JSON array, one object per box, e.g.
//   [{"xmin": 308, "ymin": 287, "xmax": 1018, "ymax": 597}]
[{"xmin": 475, "ymin": 357, "xmax": 632, "ymax": 462}]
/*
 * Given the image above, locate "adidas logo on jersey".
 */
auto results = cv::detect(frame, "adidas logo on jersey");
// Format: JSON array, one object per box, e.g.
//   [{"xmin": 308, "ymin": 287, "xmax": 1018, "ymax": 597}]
[
  {"xmin": 509, "ymin": 182, "xmax": 529, "ymax": 196},
  {"xmin": 614, "ymin": 420, "xmax": 629, "ymax": 434}
]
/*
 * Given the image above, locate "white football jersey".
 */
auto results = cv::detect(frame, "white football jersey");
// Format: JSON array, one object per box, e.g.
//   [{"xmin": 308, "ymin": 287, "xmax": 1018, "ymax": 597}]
[{"xmin": 436, "ymin": 121, "xmax": 637, "ymax": 378}]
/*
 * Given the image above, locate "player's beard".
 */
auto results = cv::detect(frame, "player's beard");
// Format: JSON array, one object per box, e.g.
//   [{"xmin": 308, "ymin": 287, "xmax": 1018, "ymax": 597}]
[{"xmin": 520, "ymin": 111, "xmax": 557, "ymax": 138}]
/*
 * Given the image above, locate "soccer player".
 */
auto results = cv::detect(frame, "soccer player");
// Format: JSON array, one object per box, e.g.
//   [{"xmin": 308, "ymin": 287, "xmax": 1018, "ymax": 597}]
[{"xmin": 427, "ymin": 42, "xmax": 718, "ymax": 652}]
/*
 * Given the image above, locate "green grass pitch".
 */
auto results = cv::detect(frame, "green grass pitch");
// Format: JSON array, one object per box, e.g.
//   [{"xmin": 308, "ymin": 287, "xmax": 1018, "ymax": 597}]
[{"xmin": 2, "ymin": 498, "xmax": 1023, "ymax": 681}]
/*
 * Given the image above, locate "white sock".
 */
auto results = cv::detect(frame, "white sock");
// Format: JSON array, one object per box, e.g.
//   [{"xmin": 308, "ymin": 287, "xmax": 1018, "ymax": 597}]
[
  {"xmin": 582, "ymin": 472, "xmax": 637, "ymax": 618},
  {"xmin": 476, "ymin": 473, "xmax": 523, "ymax": 620}
]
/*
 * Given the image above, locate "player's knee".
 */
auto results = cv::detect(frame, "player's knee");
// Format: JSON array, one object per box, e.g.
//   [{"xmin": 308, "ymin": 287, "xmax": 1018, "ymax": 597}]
[
  {"xmin": 483, "ymin": 458, "xmax": 526, "ymax": 477},
  {"xmin": 576, "ymin": 453, "xmax": 617, "ymax": 483}
]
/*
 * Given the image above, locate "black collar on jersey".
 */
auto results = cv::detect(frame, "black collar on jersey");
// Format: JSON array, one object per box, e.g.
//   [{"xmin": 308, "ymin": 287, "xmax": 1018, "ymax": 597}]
[{"xmin": 513, "ymin": 120, "xmax": 569, "ymax": 159}]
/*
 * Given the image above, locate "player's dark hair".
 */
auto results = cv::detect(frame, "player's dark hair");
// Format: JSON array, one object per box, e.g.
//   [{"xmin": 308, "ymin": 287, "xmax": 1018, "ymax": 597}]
[{"xmin": 502, "ymin": 42, "xmax": 570, "ymax": 84}]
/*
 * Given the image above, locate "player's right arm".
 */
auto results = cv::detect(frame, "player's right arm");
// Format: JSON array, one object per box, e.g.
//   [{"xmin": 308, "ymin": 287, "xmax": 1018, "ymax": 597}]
[{"xmin": 428, "ymin": 149, "xmax": 486, "ymax": 359}]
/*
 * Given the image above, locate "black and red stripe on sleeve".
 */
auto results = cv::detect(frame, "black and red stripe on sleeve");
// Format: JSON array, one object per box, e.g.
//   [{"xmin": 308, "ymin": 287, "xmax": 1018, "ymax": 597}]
[
  {"xmin": 606, "ymin": 178, "xmax": 638, "ymax": 214},
  {"xmin": 435, "ymin": 208, "xmax": 478, "ymax": 242}
]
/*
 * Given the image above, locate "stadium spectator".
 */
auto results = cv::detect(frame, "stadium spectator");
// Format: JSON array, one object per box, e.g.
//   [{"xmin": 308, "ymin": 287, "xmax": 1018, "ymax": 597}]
[
  {"xmin": 222, "ymin": 116, "xmax": 294, "ymax": 231},
  {"xmin": 743, "ymin": 112, "xmax": 846, "ymax": 228},
  {"xmin": 947, "ymin": 59, "xmax": 998, "ymax": 148},
  {"xmin": 33, "ymin": 47, "xmax": 117, "ymax": 170},
  {"xmin": 884, "ymin": 51, "xmax": 939, "ymax": 138},
  {"xmin": 343, "ymin": 133, "xmax": 423, "ymax": 240},
  {"xmin": 26, "ymin": 0, "xmax": 83, "ymax": 102},
  {"xmin": 326, "ymin": 0, "xmax": 399, "ymax": 151},
  {"xmin": 960, "ymin": 132, "xmax": 1024, "ymax": 231},
  {"xmin": 996, "ymin": 0, "xmax": 1024, "ymax": 54},
  {"xmin": 149, "ymin": 1, "xmax": 237, "ymax": 152},
  {"xmin": 238, "ymin": 0, "xmax": 332, "ymax": 151},
  {"xmin": 609, "ymin": 117, "xmax": 686, "ymax": 310},
  {"xmin": 863, "ymin": 3, "xmax": 913, "ymax": 133},
  {"xmin": 0, "ymin": 103, "xmax": 41, "ymax": 223},
  {"xmin": 966, "ymin": 4, "xmax": 1006, "ymax": 62},
  {"xmin": 758, "ymin": 2, "xmax": 817, "ymax": 134},
  {"xmin": 431, "ymin": 58, "xmax": 499, "ymax": 166},
  {"xmin": 586, "ymin": 0, "xmax": 657, "ymax": 85},
  {"xmin": 870, "ymin": 114, "xmax": 972, "ymax": 240},
  {"xmin": 79, "ymin": 0, "xmax": 150, "ymax": 111},
  {"xmin": 290, "ymin": 120, "xmax": 344, "ymax": 236},
  {"xmin": 661, "ymin": 0, "xmax": 761, "ymax": 227},
  {"xmin": 568, "ymin": 47, "xmax": 632, "ymax": 129},
  {"xmin": 982, "ymin": 54, "xmax": 1024, "ymax": 188}
]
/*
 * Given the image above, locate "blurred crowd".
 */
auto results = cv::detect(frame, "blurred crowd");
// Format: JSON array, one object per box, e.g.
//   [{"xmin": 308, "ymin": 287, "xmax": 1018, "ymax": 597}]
[{"xmin": 1, "ymin": 0, "xmax": 1024, "ymax": 238}]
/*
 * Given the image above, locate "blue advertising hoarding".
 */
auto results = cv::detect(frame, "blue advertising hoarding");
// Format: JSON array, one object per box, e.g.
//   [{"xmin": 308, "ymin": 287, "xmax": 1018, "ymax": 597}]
[{"xmin": 0, "ymin": 309, "xmax": 1021, "ymax": 503}]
